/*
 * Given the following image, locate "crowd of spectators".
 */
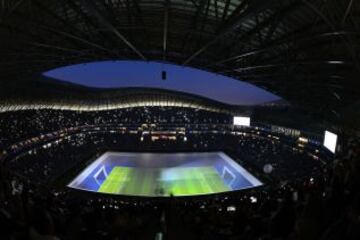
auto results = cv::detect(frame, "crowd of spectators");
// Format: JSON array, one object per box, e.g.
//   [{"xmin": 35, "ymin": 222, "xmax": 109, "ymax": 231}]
[
  {"xmin": 0, "ymin": 107, "xmax": 231, "ymax": 150},
  {"xmin": 5, "ymin": 128, "xmax": 325, "ymax": 187},
  {"xmin": 0, "ymin": 108, "xmax": 358, "ymax": 240}
]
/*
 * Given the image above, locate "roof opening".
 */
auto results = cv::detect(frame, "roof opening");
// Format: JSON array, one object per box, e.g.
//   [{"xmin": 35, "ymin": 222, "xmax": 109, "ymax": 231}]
[{"xmin": 44, "ymin": 60, "xmax": 280, "ymax": 106}]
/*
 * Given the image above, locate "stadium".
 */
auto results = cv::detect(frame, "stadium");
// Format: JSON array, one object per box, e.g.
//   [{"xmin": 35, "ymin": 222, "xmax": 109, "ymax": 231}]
[{"xmin": 0, "ymin": 1, "xmax": 359, "ymax": 239}]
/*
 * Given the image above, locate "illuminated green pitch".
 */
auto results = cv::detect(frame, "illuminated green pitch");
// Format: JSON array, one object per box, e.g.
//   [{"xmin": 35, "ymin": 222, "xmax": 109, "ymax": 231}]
[{"xmin": 98, "ymin": 166, "xmax": 230, "ymax": 196}]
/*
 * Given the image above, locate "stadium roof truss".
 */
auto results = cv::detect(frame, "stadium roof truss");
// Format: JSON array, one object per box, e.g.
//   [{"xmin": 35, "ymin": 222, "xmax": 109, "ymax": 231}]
[{"xmin": 0, "ymin": 0, "xmax": 359, "ymax": 119}]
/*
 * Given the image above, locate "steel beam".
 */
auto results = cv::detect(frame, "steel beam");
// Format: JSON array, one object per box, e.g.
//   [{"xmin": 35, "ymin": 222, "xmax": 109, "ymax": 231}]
[
  {"xmin": 81, "ymin": 0, "xmax": 146, "ymax": 60},
  {"xmin": 182, "ymin": 0, "xmax": 278, "ymax": 65},
  {"xmin": 163, "ymin": 0, "xmax": 170, "ymax": 60}
]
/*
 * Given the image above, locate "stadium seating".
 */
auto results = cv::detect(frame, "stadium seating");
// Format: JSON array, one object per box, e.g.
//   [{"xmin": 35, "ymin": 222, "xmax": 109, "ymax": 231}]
[{"xmin": 1, "ymin": 107, "xmax": 354, "ymax": 239}]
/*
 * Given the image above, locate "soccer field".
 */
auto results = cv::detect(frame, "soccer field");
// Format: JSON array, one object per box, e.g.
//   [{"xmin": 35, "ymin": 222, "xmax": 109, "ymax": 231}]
[
  {"xmin": 98, "ymin": 166, "xmax": 230, "ymax": 196},
  {"xmin": 68, "ymin": 152, "xmax": 263, "ymax": 197}
]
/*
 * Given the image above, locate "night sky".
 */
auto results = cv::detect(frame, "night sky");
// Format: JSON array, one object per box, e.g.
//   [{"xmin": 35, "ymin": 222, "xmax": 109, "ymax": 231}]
[{"xmin": 44, "ymin": 61, "xmax": 280, "ymax": 105}]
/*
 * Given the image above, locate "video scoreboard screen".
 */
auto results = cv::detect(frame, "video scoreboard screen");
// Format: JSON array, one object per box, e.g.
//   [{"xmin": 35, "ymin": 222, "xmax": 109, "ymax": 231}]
[
  {"xmin": 323, "ymin": 130, "xmax": 337, "ymax": 153},
  {"xmin": 233, "ymin": 116, "xmax": 251, "ymax": 127}
]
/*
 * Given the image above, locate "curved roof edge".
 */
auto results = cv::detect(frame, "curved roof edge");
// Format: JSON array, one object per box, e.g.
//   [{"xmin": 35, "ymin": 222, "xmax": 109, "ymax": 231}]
[
  {"xmin": 0, "ymin": 78, "xmax": 251, "ymax": 115},
  {"xmin": 0, "ymin": 101, "xmax": 240, "ymax": 115}
]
